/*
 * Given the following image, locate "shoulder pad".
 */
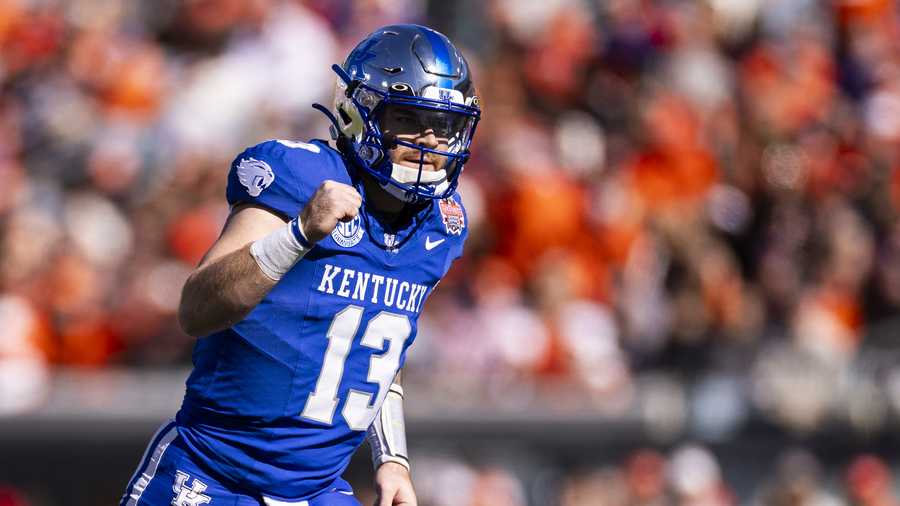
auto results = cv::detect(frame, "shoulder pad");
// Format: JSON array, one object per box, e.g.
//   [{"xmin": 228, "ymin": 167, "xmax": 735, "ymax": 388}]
[{"xmin": 226, "ymin": 139, "xmax": 347, "ymax": 218}]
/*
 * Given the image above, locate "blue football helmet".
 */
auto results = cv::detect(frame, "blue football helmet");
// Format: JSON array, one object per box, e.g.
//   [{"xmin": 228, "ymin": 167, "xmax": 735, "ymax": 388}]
[{"xmin": 314, "ymin": 24, "xmax": 481, "ymax": 202}]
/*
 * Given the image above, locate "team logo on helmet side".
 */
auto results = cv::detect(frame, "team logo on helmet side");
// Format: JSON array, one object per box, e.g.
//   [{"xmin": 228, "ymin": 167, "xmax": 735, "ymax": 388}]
[
  {"xmin": 439, "ymin": 198, "xmax": 465, "ymax": 235},
  {"xmin": 331, "ymin": 215, "xmax": 364, "ymax": 247}
]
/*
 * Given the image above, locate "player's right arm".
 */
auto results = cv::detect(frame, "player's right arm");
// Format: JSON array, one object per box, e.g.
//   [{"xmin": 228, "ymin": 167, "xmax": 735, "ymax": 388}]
[
  {"xmin": 178, "ymin": 173, "xmax": 361, "ymax": 338},
  {"xmin": 178, "ymin": 204, "xmax": 283, "ymax": 338}
]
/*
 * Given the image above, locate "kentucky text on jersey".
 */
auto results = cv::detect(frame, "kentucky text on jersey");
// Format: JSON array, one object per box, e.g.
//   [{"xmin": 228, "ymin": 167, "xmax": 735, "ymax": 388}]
[{"xmin": 317, "ymin": 264, "xmax": 431, "ymax": 313}]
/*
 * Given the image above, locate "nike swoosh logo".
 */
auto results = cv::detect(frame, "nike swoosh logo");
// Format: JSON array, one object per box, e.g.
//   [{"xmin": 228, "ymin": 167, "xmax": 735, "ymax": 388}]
[{"xmin": 425, "ymin": 237, "xmax": 446, "ymax": 250}]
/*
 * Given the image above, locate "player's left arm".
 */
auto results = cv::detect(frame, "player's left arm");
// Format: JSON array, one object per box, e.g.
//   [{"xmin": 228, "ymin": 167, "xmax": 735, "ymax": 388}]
[{"xmin": 369, "ymin": 371, "xmax": 416, "ymax": 506}]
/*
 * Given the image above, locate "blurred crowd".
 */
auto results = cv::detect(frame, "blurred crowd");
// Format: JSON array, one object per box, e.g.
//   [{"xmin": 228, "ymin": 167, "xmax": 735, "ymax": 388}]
[
  {"xmin": 393, "ymin": 446, "xmax": 899, "ymax": 506},
  {"xmin": 415, "ymin": 0, "xmax": 900, "ymax": 445},
  {"xmin": 3, "ymin": 0, "xmax": 900, "ymax": 503}
]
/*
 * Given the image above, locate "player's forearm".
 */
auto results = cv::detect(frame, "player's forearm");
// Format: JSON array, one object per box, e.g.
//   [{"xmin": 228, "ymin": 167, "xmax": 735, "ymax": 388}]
[
  {"xmin": 367, "ymin": 371, "xmax": 409, "ymax": 471},
  {"xmin": 178, "ymin": 244, "xmax": 277, "ymax": 337}
]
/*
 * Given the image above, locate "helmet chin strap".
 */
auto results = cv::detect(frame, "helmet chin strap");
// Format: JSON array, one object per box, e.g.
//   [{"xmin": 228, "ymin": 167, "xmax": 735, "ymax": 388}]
[{"xmin": 380, "ymin": 163, "xmax": 449, "ymax": 202}]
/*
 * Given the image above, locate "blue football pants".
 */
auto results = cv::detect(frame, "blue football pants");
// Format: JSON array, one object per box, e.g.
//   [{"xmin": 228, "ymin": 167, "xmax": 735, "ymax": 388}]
[{"xmin": 120, "ymin": 420, "xmax": 362, "ymax": 506}]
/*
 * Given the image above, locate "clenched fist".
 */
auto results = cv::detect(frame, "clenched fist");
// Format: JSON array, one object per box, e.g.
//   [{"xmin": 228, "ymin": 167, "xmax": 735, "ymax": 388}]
[{"xmin": 300, "ymin": 180, "xmax": 362, "ymax": 244}]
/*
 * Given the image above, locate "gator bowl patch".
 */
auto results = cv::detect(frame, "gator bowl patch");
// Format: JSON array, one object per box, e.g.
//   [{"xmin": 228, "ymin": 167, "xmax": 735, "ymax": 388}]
[{"xmin": 439, "ymin": 198, "xmax": 465, "ymax": 235}]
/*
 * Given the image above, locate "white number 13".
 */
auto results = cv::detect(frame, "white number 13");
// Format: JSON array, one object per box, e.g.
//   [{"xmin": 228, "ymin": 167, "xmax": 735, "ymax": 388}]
[{"xmin": 300, "ymin": 306, "xmax": 411, "ymax": 431}]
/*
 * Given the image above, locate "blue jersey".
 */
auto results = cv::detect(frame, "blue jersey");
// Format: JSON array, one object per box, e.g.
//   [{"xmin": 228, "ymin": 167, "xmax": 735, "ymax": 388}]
[{"xmin": 175, "ymin": 139, "xmax": 467, "ymax": 501}]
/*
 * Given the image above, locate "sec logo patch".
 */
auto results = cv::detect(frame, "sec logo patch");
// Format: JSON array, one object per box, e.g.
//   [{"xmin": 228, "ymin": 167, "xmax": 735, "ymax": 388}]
[{"xmin": 331, "ymin": 215, "xmax": 364, "ymax": 247}]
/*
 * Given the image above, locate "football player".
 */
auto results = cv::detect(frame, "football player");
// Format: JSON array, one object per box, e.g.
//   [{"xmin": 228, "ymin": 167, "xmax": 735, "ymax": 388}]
[{"xmin": 120, "ymin": 24, "xmax": 480, "ymax": 506}]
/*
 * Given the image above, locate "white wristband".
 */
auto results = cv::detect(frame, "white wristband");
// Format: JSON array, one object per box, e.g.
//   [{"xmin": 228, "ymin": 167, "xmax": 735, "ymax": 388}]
[
  {"xmin": 366, "ymin": 383, "xmax": 409, "ymax": 472},
  {"xmin": 249, "ymin": 217, "xmax": 311, "ymax": 281}
]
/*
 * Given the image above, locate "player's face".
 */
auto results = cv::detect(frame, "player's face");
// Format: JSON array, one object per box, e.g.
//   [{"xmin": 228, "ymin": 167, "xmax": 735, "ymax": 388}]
[{"xmin": 378, "ymin": 104, "xmax": 468, "ymax": 172}]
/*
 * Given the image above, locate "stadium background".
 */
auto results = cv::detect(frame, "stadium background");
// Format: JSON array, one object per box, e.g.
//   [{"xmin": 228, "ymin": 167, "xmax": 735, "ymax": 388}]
[{"xmin": 2, "ymin": 0, "xmax": 900, "ymax": 504}]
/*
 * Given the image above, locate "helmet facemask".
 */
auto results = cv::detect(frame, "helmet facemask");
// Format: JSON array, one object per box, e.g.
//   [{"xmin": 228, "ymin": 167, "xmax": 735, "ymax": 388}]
[{"xmin": 323, "ymin": 64, "xmax": 480, "ymax": 203}]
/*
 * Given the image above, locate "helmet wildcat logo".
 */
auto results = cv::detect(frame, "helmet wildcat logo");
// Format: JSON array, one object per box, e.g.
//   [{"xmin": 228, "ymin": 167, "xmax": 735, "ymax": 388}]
[
  {"xmin": 332, "ymin": 215, "xmax": 364, "ymax": 247},
  {"xmin": 237, "ymin": 157, "xmax": 274, "ymax": 197}
]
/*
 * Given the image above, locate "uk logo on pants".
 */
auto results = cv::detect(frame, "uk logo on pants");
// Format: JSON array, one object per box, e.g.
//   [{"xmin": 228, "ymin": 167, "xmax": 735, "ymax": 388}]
[{"xmin": 172, "ymin": 471, "xmax": 211, "ymax": 505}]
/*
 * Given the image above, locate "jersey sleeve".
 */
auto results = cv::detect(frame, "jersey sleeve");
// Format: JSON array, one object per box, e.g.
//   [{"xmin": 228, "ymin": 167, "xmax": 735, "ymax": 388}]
[{"xmin": 226, "ymin": 140, "xmax": 308, "ymax": 219}]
